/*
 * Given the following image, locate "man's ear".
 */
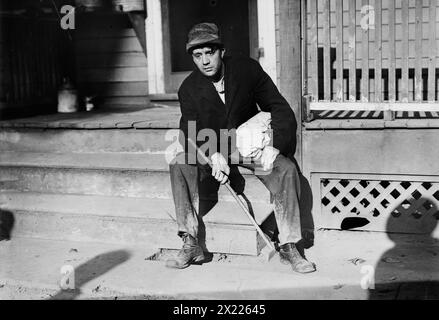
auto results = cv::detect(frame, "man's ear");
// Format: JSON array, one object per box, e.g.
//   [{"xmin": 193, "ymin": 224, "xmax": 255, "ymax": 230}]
[{"xmin": 220, "ymin": 48, "xmax": 226, "ymax": 59}]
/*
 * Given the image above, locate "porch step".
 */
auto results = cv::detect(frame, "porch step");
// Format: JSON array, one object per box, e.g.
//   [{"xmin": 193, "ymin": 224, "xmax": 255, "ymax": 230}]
[
  {"xmin": 0, "ymin": 128, "xmax": 173, "ymax": 153},
  {"xmin": 0, "ymin": 110, "xmax": 273, "ymax": 256},
  {"xmin": 0, "ymin": 192, "xmax": 273, "ymax": 255},
  {"xmin": 0, "ymin": 151, "xmax": 270, "ymax": 203}
]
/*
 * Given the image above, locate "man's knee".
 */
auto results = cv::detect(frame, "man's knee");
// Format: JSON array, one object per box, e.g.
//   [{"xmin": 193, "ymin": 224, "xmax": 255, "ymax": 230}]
[
  {"xmin": 275, "ymin": 155, "xmax": 299, "ymax": 178},
  {"xmin": 169, "ymin": 152, "xmax": 197, "ymax": 175}
]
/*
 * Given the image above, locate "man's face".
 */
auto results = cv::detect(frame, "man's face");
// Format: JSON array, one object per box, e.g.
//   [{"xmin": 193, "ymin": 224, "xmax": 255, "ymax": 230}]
[{"xmin": 191, "ymin": 46, "xmax": 225, "ymax": 78}]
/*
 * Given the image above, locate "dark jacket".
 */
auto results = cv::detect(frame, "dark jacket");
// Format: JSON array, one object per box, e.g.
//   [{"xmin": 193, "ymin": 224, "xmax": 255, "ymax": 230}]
[{"xmin": 178, "ymin": 56, "xmax": 297, "ymax": 162}]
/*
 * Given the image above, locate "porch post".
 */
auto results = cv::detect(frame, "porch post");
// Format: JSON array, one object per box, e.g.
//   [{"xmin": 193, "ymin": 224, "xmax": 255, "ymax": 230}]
[
  {"xmin": 277, "ymin": 0, "xmax": 303, "ymax": 167},
  {"xmin": 257, "ymin": 0, "xmax": 277, "ymax": 84},
  {"xmin": 145, "ymin": 0, "xmax": 165, "ymax": 94}
]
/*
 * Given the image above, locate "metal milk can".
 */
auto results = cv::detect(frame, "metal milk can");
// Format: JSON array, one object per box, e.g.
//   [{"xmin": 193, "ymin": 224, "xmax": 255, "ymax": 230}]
[{"xmin": 57, "ymin": 77, "xmax": 78, "ymax": 113}]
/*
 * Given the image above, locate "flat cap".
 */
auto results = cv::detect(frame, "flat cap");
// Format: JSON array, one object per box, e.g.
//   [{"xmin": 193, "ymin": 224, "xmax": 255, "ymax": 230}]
[{"xmin": 186, "ymin": 22, "xmax": 223, "ymax": 53}]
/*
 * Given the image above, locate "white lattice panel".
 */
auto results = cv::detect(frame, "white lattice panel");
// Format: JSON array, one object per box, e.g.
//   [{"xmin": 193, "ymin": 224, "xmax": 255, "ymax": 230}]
[{"xmin": 320, "ymin": 178, "xmax": 439, "ymax": 233}]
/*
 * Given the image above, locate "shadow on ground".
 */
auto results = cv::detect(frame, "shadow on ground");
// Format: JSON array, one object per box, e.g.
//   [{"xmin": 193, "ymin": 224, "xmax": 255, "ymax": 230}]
[
  {"xmin": 49, "ymin": 250, "xmax": 131, "ymax": 300},
  {"xmin": 0, "ymin": 209, "xmax": 14, "ymax": 241},
  {"xmin": 369, "ymin": 197, "xmax": 439, "ymax": 299}
]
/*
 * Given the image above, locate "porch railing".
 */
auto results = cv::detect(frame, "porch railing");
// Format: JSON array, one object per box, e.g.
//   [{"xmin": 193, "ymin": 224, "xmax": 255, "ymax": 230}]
[{"xmin": 303, "ymin": 0, "xmax": 439, "ymax": 121}]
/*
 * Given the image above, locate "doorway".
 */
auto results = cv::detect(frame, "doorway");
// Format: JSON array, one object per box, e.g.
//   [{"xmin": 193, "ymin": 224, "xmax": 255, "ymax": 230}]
[{"xmin": 162, "ymin": 0, "xmax": 258, "ymax": 93}]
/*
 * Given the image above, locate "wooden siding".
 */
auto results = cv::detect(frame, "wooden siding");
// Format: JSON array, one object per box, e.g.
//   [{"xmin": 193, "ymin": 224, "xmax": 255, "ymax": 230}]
[{"xmin": 75, "ymin": 12, "xmax": 148, "ymax": 104}]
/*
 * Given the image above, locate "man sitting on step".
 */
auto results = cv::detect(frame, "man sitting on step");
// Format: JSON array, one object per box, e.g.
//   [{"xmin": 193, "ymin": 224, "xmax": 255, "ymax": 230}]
[{"xmin": 166, "ymin": 22, "xmax": 316, "ymax": 274}]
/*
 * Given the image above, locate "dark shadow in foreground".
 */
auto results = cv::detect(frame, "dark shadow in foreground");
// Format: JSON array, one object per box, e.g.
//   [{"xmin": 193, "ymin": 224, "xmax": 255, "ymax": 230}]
[
  {"xmin": 49, "ymin": 250, "xmax": 131, "ymax": 300},
  {"xmin": 369, "ymin": 197, "xmax": 439, "ymax": 299}
]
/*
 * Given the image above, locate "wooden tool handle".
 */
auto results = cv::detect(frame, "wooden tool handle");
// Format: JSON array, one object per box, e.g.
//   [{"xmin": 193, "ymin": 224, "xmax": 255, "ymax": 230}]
[{"xmin": 187, "ymin": 139, "xmax": 275, "ymax": 250}]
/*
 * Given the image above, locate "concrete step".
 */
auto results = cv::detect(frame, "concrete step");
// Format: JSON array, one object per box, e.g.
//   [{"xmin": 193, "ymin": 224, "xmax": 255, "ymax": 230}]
[
  {"xmin": 0, "ymin": 192, "xmax": 274, "ymax": 255},
  {"xmin": 0, "ymin": 151, "xmax": 255, "ymax": 174},
  {"xmin": 0, "ymin": 165, "xmax": 271, "ymax": 204},
  {"xmin": 0, "ymin": 151, "xmax": 168, "ymax": 171},
  {"xmin": 0, "ymin": 236, "xmax": 364, "ymax": 300},
  {"xmin": 0, "ymin": 151, "xmax": 269, "ymax": 203},
  {"xmin": 4, "ymin": 232, "xmax": 439, "ymax": 299},
  {"xmin": 0, "ymin": 128, "xmax": 173, "ymax": 153}
]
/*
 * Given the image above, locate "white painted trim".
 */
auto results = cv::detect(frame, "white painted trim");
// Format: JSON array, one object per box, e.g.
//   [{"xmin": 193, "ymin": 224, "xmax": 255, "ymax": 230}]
[
  {"xmin": 257, "ymin": 0, "xmax": 277, "ymax": 85},
  {"xmin": 145, "ymin": 0, "xmax": 165, "ymax": 94},
  {"xmin": 310, "ymin": 102, "xmax": 439, "ymax": 112}
]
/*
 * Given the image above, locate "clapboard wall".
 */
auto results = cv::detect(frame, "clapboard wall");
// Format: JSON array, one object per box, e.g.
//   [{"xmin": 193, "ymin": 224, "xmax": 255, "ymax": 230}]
[{"xmin": 75, "ymin": 12, "xmax": 149, "ymax": 105}]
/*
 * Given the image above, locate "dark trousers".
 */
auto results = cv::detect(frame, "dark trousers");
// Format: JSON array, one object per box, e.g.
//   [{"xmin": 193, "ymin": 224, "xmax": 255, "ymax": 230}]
[{"xmin": 169, "ymin": 153, "xmax": 302, "ymax": 245}]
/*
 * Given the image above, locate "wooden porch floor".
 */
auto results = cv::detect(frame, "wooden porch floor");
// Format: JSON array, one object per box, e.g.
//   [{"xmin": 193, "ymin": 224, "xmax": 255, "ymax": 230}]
[
  {"xmin": 0, "ymin": 104, "xmax": 180, "ymax": 129},
  {"xmin": 313, "ymin": 110, "xmax": 439, "ymax": 120},
  {"xmin": 2, "ymin": 103, "xmax": 438, "ymax": 130}
]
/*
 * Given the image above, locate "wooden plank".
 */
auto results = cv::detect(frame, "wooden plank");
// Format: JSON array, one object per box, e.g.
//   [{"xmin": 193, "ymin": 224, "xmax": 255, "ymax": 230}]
[
  {"xmin": 361, "ymin": 0, "xmax": 369, "ymax": 102},
  {"xmin": 428, "ymin": 0, "xmax": 437, "ymax": 101},
  {"xmin": 414, "ymin": 0, "xmax": 423, "ymax": 101},
  {"xmin": 310, "ymin": 101, "xmax": 439, "ymax": 111},
  {"xmin": 328, "ymin": 110, "xmax": 340, "ymax": 117},
  {"xmin": 322, "ymin": 0, "xmax": 331, "ymax": 100},
  {"xmin": 374, "ymin": 0, "xmax": 382, "ymax": 102},
  {"xmin": 301, "ymin": 0, "xmax": 308, "ymax": 98},
  {"xmin": 77, "ymin": 67, "xmax": 148, "ymax": 82},
  {"xmin": 278, "ymin": 0, "xmax": 303, "ymax": 165},
  {"xmin": 76, "ymin": 52, "xmax": 147, "ymax": 68},
  {"xmin": 350, "ymin": 110, "xmax": 361, "ymax": 117},
  {"xmin": 348, "ymin": 0, "xmax": 356, "ymax": 101},
  {"xmin": 76, "ymin": 28, "xmax": 137, "ymax": 40},
  {"xmin": 75, "ymin": 0, "xmax": 145, "ymax": 11},
  {"xmin": 324, "ymin": 39, "xmax": 439, "ymax": 69},
  {"xmin": 128, "ymin": 12, "xmax": 147, "ymax": 56},
  {"xmin": 309, "ymin": 0, "xmax": 318, "ymax": 100},
  {"xmin": 319, "ymin": 110, "xmax": 332, "ymax": 117},
  {"xmin": 335, "ymin": 0, "xmax": 343, "ymax": 101},
  {"xmin": 401, "ymin": 0, "xmax": 409, "ymax": 102},
  {"xmin": 377, "ymin": 0, "xmax": 393, "ymax": 119},
  {"xmin": 161, "ymin": 0, "xmax": 172, "ymax": 92},
  {"xmin": 248, "ymin": 0, "xmax": 259, "ymax": 60},
  {"xmin": 146, "ymin": 0, "xmax": 165, "ymax": 94},
  {"xmin": 76, "ymin": 37, "xmax": 143, "ymax": 54},
  {"xmin": 339, "ymin": 110, "xmax": 349, "ymax": 117},
  {"xmin": 361, "ymin": 111, "xmax": 372, "ymax": 118},
  {"xmin": 78, "ymin": 81, "xmax": 148, "ymax": 97},
  {"xmin": 388, "ymin": 0, "xmax": 396, "ymax": 102}
]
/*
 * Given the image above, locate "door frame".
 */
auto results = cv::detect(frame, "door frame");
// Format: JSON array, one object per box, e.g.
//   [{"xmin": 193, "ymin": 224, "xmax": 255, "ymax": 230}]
[{"xmin": 145, "ymin": 0, "xmax": 277, "ymax": 94}]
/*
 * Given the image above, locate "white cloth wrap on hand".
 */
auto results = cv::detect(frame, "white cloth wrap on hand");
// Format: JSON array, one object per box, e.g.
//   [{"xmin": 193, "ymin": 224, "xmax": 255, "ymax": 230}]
[{"xmin": 236, "ymin": 111, "xmax": 271, "ymax": 158}]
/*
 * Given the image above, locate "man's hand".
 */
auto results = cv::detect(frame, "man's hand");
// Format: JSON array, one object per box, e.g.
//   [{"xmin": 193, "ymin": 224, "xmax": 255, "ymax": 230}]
[
  {"xmin": 260, "ymin": 146, "xmax": 279, "ymax": 171},
  {"xmin": 211, "ymin": 152, "xmax": 230, "ymax": 184}
]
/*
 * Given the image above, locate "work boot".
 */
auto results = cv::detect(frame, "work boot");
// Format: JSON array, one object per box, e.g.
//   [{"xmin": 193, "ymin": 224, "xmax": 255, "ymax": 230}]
[
  {"xmin": 279, "ymin": 243, "xmax": 316, "ymax": 273},
  {"xmin": 166, "ymin": 233, "xmax": 205, "ymax": 269}
]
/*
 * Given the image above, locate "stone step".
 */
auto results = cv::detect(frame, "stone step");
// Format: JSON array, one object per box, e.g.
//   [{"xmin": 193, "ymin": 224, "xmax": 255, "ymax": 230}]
[
  {"xmin": 0, "ymin": 152, "xmax": 269, "ymax": 203},
  {"xmin": 0, "ymin": 128, "xmax": 173, "ymax": 153},
  {"xmin": 0, "ymin": 151, "xmax": 168, "ymax": 171},
  {"xmin": 0, "ymin": 192, "xmax": 273, "ymax": 255},
  {"xmin": 0, "ymin": 165, "xmax": 271, "ymax": 204}
]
